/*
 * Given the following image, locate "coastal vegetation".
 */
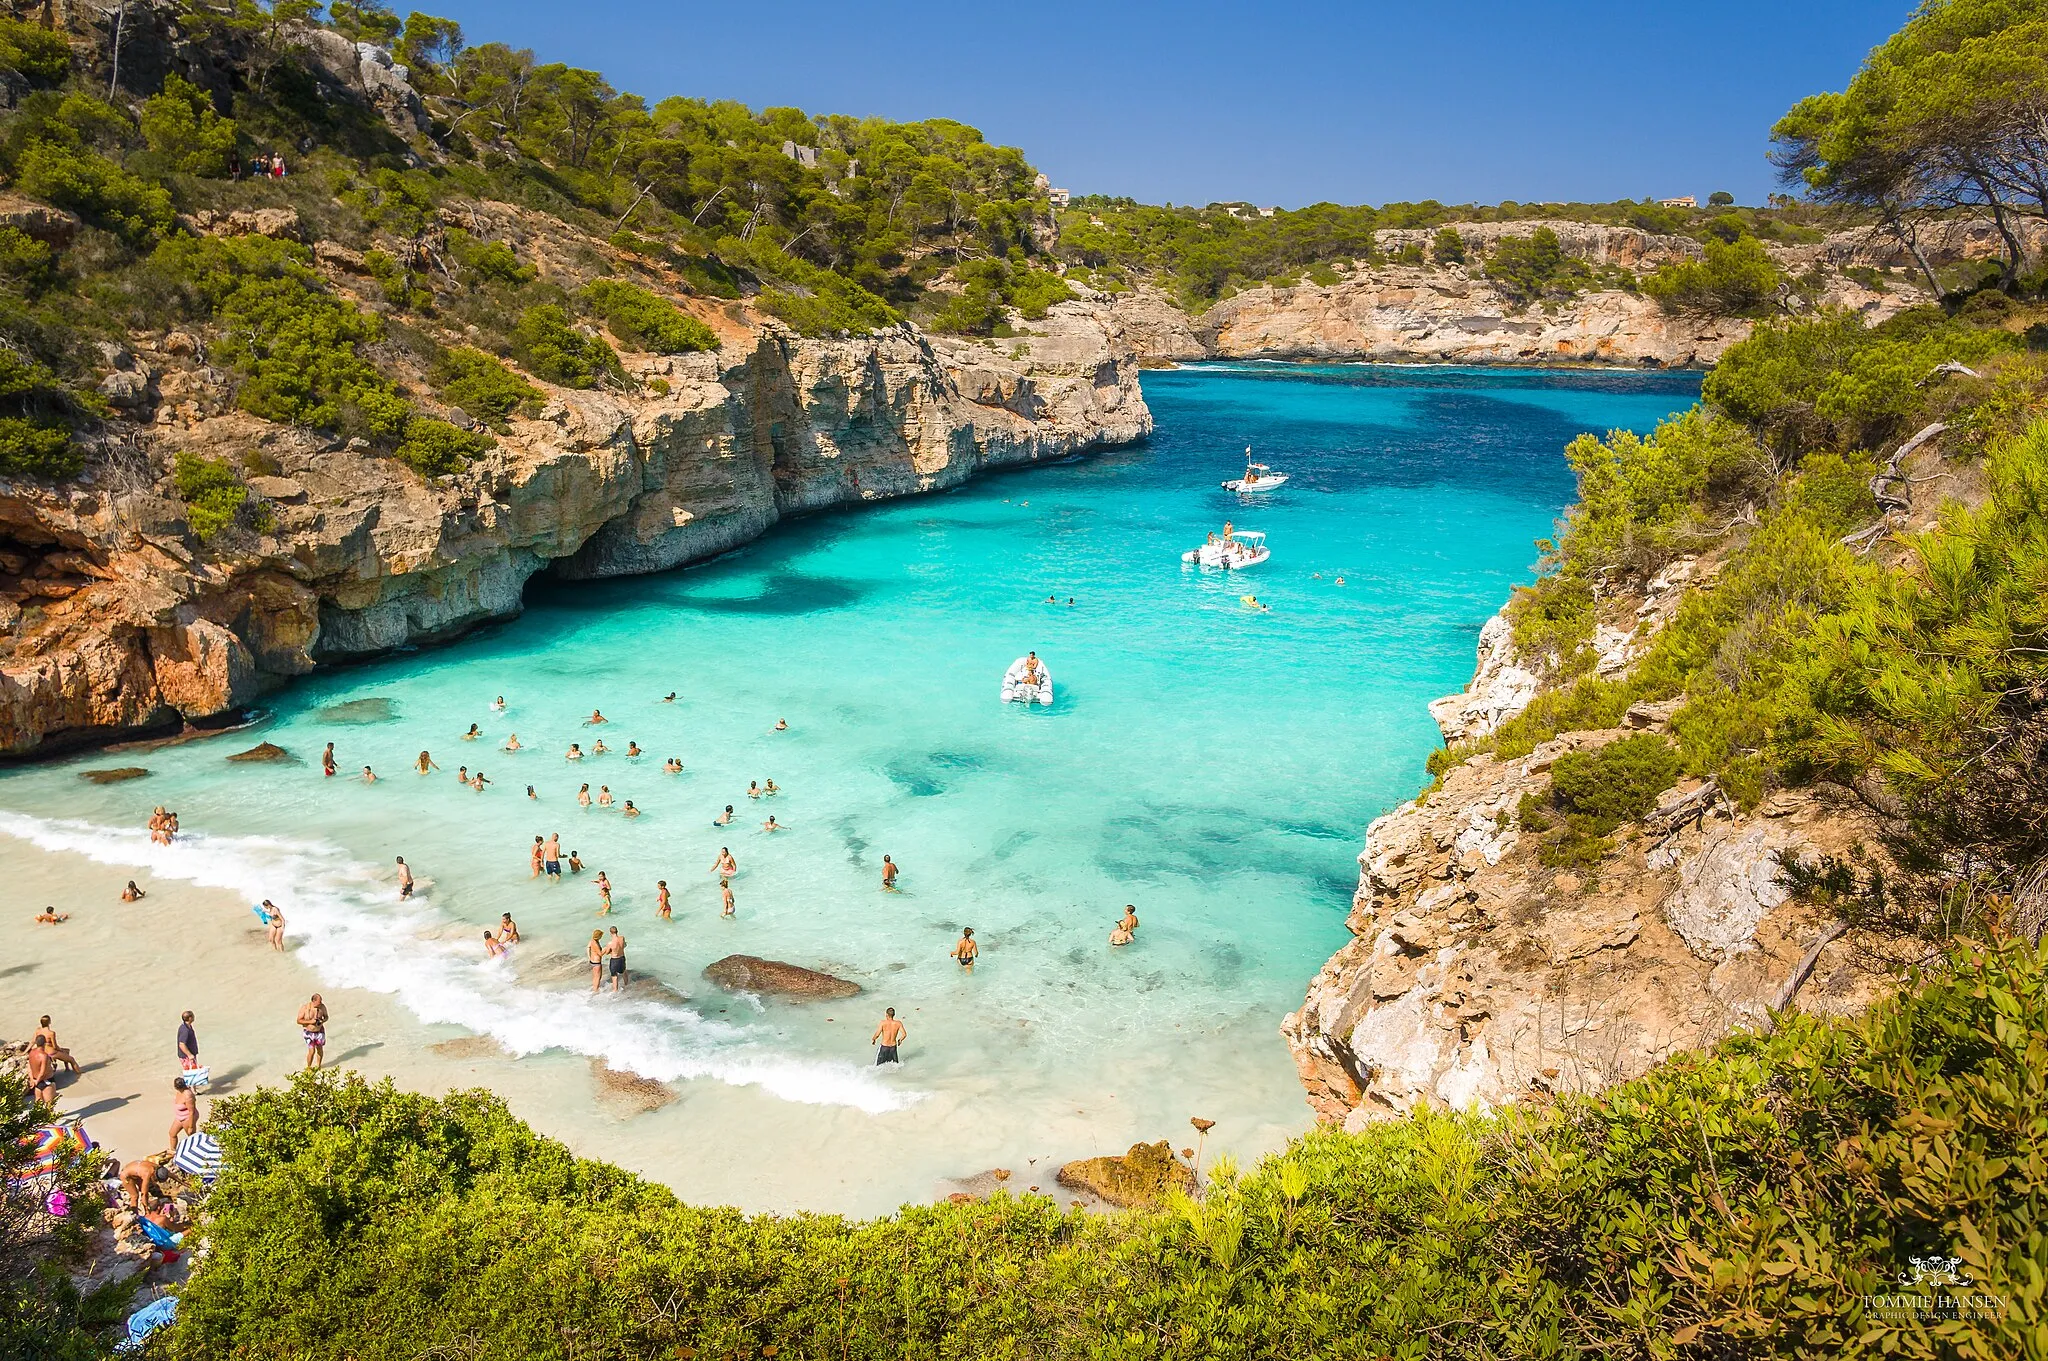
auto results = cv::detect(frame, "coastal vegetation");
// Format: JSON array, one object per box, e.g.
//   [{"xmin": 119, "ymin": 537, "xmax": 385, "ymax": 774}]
[{"xmin": 3, "ymin": 934, "xmax": 2017, "ymax": 1359}]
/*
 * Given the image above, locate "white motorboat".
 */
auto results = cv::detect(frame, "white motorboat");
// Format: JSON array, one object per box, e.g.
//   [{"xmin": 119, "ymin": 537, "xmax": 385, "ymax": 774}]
[
  {"xmin": 1222, "ymin": 448, "xmax": 1288, "ymax": 493},
  {"xmin": 1181, "ymin": 530, "xmax": 1269, "ymax": 569},
  {"xmin": 1001, "ymin": 654, "xmax": 1054, "ymax": 705}
]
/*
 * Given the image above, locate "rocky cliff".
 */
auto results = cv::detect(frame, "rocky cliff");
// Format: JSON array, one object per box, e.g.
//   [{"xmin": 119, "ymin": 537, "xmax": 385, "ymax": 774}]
[
  {"xmin": 0, "ymin": 298, "xmax": 1149, "ymax": 755},
  {"xmin": 1108, "ymin": 218, "xmax": 1959, "ymax": 367},
  {"xmin": 1281, "ymin": 568, "xmax": 1893, "ymax": 1127}
]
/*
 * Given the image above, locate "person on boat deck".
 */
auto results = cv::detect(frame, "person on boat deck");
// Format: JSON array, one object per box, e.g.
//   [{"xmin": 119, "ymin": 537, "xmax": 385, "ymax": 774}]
[
  {"xmin": 1223, "ymin": 520, "xmax": 1234, "ymax": 542},
  {"xmin": 1023, "ymin": 651, "xmax": 1041, "ymax": 680},
  {"xmin": 1244, "ymin": 467, "xmax": 1258, "ymax": 484},
  {"xmin": 1205, "ymin": 531, "xmax": 1217, "ymax": 545}
]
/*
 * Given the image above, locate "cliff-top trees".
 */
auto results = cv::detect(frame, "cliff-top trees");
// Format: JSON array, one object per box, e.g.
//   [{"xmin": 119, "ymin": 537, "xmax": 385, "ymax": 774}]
[{"xmin": 1771, "ymin": 0, "xmax": 2048, "ymax": 291}]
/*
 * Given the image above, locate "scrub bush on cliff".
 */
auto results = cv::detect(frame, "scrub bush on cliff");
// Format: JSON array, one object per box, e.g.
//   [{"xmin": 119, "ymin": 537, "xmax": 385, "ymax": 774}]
[
  {"xmin": 137, "ymin": 73, "xmax": 239, "ymax": 178},
  {"xmin": 580, "ymin": 277, "xmax": 718, "ymax": 353},
  {"xmin": 1644, "ymin": 234, "xmax": 1784, "ymax": 317}
]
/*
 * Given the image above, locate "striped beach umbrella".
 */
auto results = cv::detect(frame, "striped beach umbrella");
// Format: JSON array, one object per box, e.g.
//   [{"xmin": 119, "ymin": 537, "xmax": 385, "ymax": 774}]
[
  {"xmin": 168, "ymin": 1132, "xmax": 222, "ymax": 1182},
  {"xmin": 12, "ymin": 1122, "xmax": 91, "ymax": 1180}
]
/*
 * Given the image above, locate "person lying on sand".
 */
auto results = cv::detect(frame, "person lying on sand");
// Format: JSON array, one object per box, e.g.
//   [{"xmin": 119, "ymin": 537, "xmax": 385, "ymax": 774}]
[
  {"xmin": 35, "ymin": 907, "xmax": 67, "ymax": 923},
  {"xmin": 122, "ymin": 880, "xmax": 145, "ymax": 901}
]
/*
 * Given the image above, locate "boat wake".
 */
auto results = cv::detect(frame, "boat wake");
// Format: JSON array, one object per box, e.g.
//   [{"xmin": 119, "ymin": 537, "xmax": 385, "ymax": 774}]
[{"xmin": 0, "ymin": 812, "xmax": 919, "ymax": 1114}]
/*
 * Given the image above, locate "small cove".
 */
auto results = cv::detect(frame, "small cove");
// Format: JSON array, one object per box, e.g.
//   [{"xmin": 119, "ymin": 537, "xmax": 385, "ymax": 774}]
[{"xmin": 0, "ymin": 362, "xmax": 1701, "ymax": 1212}]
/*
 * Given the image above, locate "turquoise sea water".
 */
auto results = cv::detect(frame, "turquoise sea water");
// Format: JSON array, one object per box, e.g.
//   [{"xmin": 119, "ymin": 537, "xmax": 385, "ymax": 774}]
[{"xmin": 0, "ymin": 362, "xmax": 1700, "ymax": 1206}]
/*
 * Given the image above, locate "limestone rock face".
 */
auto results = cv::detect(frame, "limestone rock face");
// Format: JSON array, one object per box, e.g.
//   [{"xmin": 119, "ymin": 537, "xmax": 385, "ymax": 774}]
[
  {"xmin": 1428, "ymin": 611, "xmax": 1541, "ymax": 744},
  {"xmin": 0, "ymin": 305, "xmax": 1150, "ymax": 756},
  {"xmin": 702, "ymin": 955, "xmax": 862, "ymax": 1000},
  {"xmin": 1283, "ymin": 565, "xmax": 1895, "ymax": 1128}
]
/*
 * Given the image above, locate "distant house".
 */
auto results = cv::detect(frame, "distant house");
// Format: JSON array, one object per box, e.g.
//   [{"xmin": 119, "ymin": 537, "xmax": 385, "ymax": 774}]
[
  {"xmin": 781, "ymin": 141, "xmax": 818, "ymax": 170},
  {"xmin": 1259, "ymin": 206, "xmax": 1277, "ymax": 217},
  {"xmin": 1656, "ymin": 195, "xmax": 1697, "ymax": 209},
  {"xmin": 1048, "ymin": 187, "xmax": 1070, "ymax": 208}
]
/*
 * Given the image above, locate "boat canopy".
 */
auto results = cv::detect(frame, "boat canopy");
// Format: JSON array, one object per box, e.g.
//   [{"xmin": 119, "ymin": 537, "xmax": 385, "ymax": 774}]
[{"xmin": 1232, "ymin": 530, "xmax": 1267, "ymax": 544}]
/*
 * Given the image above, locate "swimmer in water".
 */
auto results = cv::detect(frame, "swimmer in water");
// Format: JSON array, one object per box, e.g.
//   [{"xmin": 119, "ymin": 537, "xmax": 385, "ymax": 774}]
[
  {"xmin": 720, "ymin": 878, "xmax": 734, "ymax": 917},
  {"xmin": 747, "ymin": 780, "xmax": 761, "ymax": 800},
  {"xmin": 358, "ymin": 765, "xmax": 377, "ymax": 783},
  {"xmin": 503, "ymin": 733, "xmax": 521, "ymax": 751},
  {"xmin": 597, "ymin": 786, "xmax": 615, "ymax": 808},
  {"xmin": 416, "ymin": 751, "xmax": 438, "ymax": 775},
  {"xmin": 763, "ymin": 779, "xmax": 780, "ymax": 796},
  {"xmin": 1242, "ymin": 594, "xmax": 1269, "ymax": 611},
  {"xmin": 591, "ymin": 739, "xmax": 609, "ymax": 756},
  {"xmin": 578, "ymin": 783, "xmax": 592, "ymax": 808},
  {"xmin": 499, "ymin": 912, "xmax": 520, "ymax": 943},
  {"xmin": 470, "ymin": 770, "xmax": 489, "ymax": 791},
  {"xmin": 492, "ymin": 696, "xmax": 506, "ymax": 711},
  {"xmin": 664, "ymin": 758, "xmax": 683, "ymax": 774},
  {"xmin": 35, "ymin": 907, "xmax": 68, "ymax": 923},
  {"xmin": 656, "ymin": 881, "xmax": 671, "ymax": 919},
  {"xmin": 463, "ymin": 724, "xmax": 480, "ymax": 741},
  {"xmin": 625, "ymin": 741, "xmax": 642, "ymax": 759},
  {"xmin": 714, "ymin": 804, "xmax": 734, "ymax": 826},
  {"xmin": 774, "ymin": 719, "xmax": 788, "ymax": 731},
  {"xmin": 566, "ymin": 744, "xmax": 584, "ymax": 761},
  {"xmin": 622, "ymin": 800, "xmax": 640, "ymax": 818},
  {"xmin": 951, "ymin": 927, "xmax": 978, "ymax": 969},
  {"xmin": 762, "ymin": 814, "xmax": 781, "ymax": 832},
  {"xmin": 1335, "ymin": 575, "xmax": 1345, "ymax": 586},
  {"xmin": 711, "ymin": 847, "xmax": 737, "ymax": 877},
  {"xmin": 585, "ymin": 710, "xmax": 608, "ymax": 725},
  {"xmin": 568, "ymin": 851, "xmax": 584, "ymax": 874},
  {"xmin": 526, "ymin": 785, "xmax": 537, "ymax": 800},
  {"xmin": 456, "ymin": 765, "xmax": 469, "ymax": 784},
  {"xmin": 484, "ymin": 930, "xmax": 505, "ymax": 959},
  {"xmin": 662, "ymin": 692, "xmax": 677, "ymax": 703}
]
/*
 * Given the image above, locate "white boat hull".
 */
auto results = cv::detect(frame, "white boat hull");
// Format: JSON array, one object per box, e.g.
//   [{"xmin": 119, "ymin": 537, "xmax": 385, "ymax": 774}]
[
  {"xmin": 1182, "ymin": 542, "xmax": 1270, "ymax": 569},
  {"xmin": 1001, "ymin": 658, "xmax": 1053, "ymax": 706},
  {"xmin": 1222, "ymin": 473, "xmax": 1288, "ymax": 492}
]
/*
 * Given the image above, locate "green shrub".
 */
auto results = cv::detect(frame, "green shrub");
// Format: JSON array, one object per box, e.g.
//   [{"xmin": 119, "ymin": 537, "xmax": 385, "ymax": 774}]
[
  {"xmin": 447, "ymin": 228, "xmax": 536, "ymax": 285},
  {"xmin": 926, "ymin": 280, "xmax": 1006, "ymax": 336},
  {"xmin": 160, "ymin": 938, "xmax": 2048, "ymax": 1361},
  {"xmin": 393, "ymin": 417, "xmax": 492, "ymax": 477},
  {"xmin": 0, "ymin": 17, "xmax": 74, "ymax": 86},
  {"xmin": 580, "ymin": 277, "xmax": 718, "ymax": 353},
  {"xmin": 12, "ymin": 139, "xmax": 173, "ymax": 243},
  {"xmin": 0, "ymin": 416, "xmax": 77, "ymax": 478},
  {"xmin": 154, "ymin": 235, "xmax": 411, "ymax": 439},
  {"xmin": 340, "ymin": 168, "xmax": 440, "ymax": 237},
  {"xmin": 173, "ymin": 450, "xmax": 249, "ymax": 541},
  {"xmin": 434, "ymin": 346, "xmax": 541, "ymax": 427},
  {"xmin": 138, "ymin": 73, "xmax": 238, "ymax": 177},
  {"xmin": 361, "ymin": 249, "xmax": 431, "ymax": 311},
  {"xmin": 1006, "ymin": 266, "xmax": 1074, "ymax": 319},
  {"xmin": 0, "ymin": 224, "xmax": 56, "ymax": 290},
  {"xmin": 1431, "ymin": 226, "xmax": 1467, "ymax": 264},
  {"xmin": 510, "ymin": 302, "xmax": 623, "ymax": 387},
  {"xmin": 1485, "ymin": 227, "xmax": 1591, "ymax": 307},
  {"xmin": 1643, "ymin": 234, "xmax": 1783, "ymax": 317},
  {"xmin": 1548, "ymin": 734, "xmax": 1681, "ymax": 830}
]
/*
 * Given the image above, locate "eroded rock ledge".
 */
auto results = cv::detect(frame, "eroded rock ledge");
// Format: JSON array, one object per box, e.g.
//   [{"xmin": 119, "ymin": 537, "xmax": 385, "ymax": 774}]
[
  {"xmin": 1282, "ymin": 588, "xmax": 1890, "ymax": 1128},
  {"xmin": 0, "ymin": 302, "xmax": 1149, "ymax": 756}
]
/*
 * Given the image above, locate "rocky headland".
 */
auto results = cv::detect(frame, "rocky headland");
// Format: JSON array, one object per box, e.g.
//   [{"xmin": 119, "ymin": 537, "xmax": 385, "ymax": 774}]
[{"xmin": 0, "ymin": 279, "xmax": 1147, "ymax": 756}]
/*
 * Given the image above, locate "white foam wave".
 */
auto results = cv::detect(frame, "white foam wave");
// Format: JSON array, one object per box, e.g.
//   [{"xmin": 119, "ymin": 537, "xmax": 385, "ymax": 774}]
[{"xmin": 0, "ymin": 811, "xmax": 918, "ymax": 1114}]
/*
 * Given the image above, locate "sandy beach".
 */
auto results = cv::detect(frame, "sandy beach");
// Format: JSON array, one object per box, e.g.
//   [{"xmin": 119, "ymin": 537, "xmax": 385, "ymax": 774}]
[{"xmin": 1, "ymin": 830, "xmax": 1297, "ymax": 1215}]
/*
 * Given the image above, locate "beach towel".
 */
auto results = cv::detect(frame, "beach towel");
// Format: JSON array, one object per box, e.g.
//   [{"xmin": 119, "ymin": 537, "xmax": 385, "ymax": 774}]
[
  {"xmin": 137, "ymin": 1216, "xmax": 183, "ymax": 1250},
  {"xmin": 169, "ymin": 1131, "xmax": 222, "ymax": 1182},
  {"xmin": 116, "ymin": 1295, "xmax": 177, "ymax": 1351}
]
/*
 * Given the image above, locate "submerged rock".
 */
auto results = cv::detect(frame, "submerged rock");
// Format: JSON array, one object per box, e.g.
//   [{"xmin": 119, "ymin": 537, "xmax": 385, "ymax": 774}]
[
  {"xmin": 79, "ymin": 767, "xmax": 149, "ymax": 784},
  {"xmin": 227, "ymin": 741, "xmax": 291, "ymax": 762},
  {"xmin": 702, "ymin": 954, "xmax": 860, "ymax": 999},
  {"xmin": 1055, "ymin": 1141, "xmax": 1195, "ymax": 1207},
  {"xmin": 316, "ymin": 697, "xmax": 397, "ymax": 724}
]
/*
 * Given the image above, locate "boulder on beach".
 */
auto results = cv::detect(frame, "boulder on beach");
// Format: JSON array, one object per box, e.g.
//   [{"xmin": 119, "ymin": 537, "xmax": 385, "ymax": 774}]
[
  {"xmin": 79, "ymin": 767, "xmax": 149, "ymax": 784},
  {"xmin": 227, "ymin": 741, "xmax": 291, "ymax": 762},
  {"xmin": 702, "ymin": 954, "xmax": 861, "ymax": 999},
  {"xmin": 1055, "ymin": 1141, "xmax": 1195, "ymax": 1208}
]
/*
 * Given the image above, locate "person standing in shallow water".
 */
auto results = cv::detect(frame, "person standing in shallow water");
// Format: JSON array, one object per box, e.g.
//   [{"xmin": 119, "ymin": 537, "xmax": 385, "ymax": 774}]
[
  {"xmin": 606, "ymin": 926, "xmax": 628, "ymax": 993},
  {"xmin": 872, "ymin": 1008, "xmax": 906, "ymax": 1064},
  {"xmin": 395, "ymin": 856, "xmax": 414, "ymax": 900},
  {"xmin": 586, "ymin": 930, "xmax": 604, "ymax": 993},
  {"xmin": 321, "ymin": 742, "xmax": 336, "ymax": 777},
  {"xmin": 881, "ymin": 855, "xmax": 898, "ymax": 891},
  {"xmin": 296, "ymin": 994, "xmax": 328, "ymax": 1070},
  {"xmin": 951, "ymin": 927, "xmax": 978, "ymax": 970}
]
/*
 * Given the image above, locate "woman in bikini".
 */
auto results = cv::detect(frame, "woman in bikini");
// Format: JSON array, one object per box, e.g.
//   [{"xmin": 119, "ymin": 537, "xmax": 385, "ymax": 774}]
[
  {"xmin": 594, "ymin": 871, "xmax": 613, "ymax": 915},
  {"xmin": 463, "ymin": 724, "xmax": 481, "ymax": 741},
  {"xmin": 416, "ymin": 751, "xmax": 438, "ymax": 775},
  {"xmin": 711, "ymin": 847, "xmax": 737, "ymax": 878},
  {"xmin": 656, "ymin": 881, "xmax": 671, "ymax": 919},
  {"xmin": 587, "ymin": 930, "xmax": 605, "ymax": 993}
]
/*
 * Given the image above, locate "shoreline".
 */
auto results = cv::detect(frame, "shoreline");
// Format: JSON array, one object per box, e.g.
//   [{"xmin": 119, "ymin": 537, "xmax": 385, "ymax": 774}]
[{"xmin": 1, "ymin": 830, "xmax": 1298, "ymax": 1215}]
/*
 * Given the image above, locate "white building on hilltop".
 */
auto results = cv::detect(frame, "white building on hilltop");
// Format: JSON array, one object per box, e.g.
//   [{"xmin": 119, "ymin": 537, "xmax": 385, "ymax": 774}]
[{"xmin": 1048, "ymin": 187, "xmax": 1070, "ymax": 208}]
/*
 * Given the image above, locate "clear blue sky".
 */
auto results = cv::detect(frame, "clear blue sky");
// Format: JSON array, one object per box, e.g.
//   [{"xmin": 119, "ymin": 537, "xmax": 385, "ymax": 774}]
[{"xmin": 407, "ymin": 0, "xmax": 1908, "ymax": 208}]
